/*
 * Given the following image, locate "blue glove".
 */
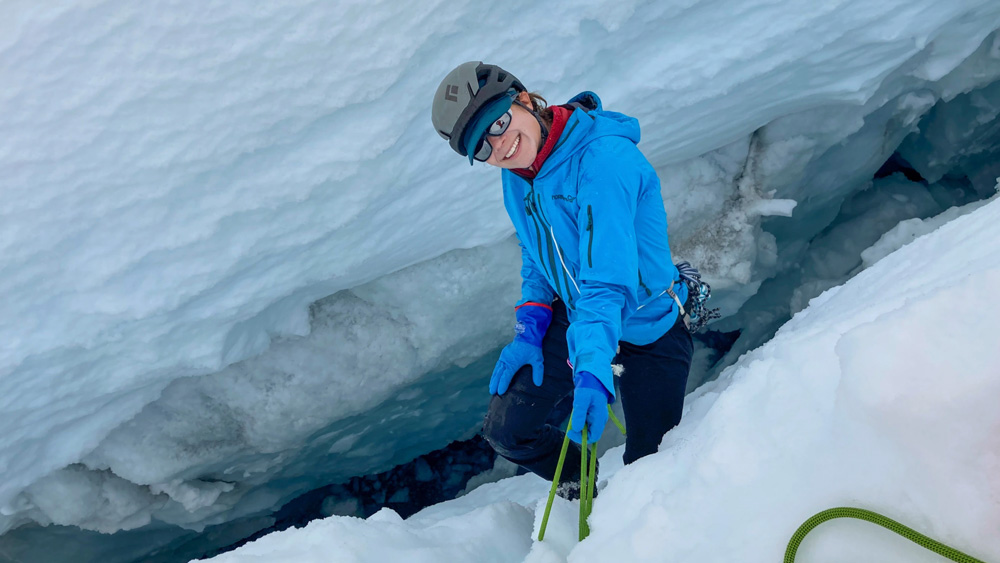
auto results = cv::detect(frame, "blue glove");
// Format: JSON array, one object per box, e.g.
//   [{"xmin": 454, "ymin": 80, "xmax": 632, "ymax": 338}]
[
  {"xmin": 489, "ymin": 303, "xmax": 552, "ymax": 395},
  {"xmin": 568, "ymin": 371, "xmax": 612, "ymax": 444}
]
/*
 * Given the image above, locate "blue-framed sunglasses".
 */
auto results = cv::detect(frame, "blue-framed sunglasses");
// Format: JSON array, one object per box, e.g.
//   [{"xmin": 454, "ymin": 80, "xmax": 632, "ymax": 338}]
[{"xmin": 471, "ymin": 110, "xmax": 513, "ymax": 162}]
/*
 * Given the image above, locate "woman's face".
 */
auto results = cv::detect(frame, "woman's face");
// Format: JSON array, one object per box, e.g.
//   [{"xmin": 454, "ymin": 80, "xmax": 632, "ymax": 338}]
[{"xmin": 484, "ymin": 92, "xmax": 541, "ymax": 169}]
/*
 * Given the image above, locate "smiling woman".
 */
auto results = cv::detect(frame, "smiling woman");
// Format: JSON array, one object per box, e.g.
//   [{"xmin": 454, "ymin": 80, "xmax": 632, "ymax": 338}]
[{"xmin": 431, "ymin": 61, "xmax": 699, "ymax": 496}]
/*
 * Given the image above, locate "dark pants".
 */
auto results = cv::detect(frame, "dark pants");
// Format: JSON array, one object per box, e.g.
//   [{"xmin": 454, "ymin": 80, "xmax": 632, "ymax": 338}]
[{"xmin": 482, "ymin": 299, "xmax": 693, "ymax": 484}]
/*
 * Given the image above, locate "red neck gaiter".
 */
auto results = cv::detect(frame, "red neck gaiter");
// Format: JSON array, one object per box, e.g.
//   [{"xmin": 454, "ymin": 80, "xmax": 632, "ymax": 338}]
[{"xmin": 513, "ymin": 105, "xmax": 573, "ymax": 180}]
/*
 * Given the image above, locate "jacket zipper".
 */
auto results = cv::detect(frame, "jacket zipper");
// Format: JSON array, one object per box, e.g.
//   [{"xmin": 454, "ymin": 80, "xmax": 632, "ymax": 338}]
[
  {"xmin": 526, "ymin": 195, "xmax": 564, "ymax": 299},
  {"xmin": 526, "ymin": 187, "xmax": 580, "ymax": 307},
  {"xmin": 638, "ymin": 268, "xmax": 652, "ymax": 297},
  {"xmin": 586, "ymin": 205, "xmax": 594, "ymax": 269}
]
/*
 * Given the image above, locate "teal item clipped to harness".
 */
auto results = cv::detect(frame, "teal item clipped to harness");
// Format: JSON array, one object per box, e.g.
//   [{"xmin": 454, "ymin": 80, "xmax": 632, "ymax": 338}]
[{"xmin": 667, "ymin": 262, "xmax": 720, "ymax": 332}]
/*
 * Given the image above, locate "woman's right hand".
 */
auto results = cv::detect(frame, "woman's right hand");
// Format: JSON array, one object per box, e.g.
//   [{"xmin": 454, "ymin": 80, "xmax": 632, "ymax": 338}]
[
  {"xmin": 490, "ymin": 302, "xmax": 552, "ymax": 395},
  {"xmin": 489, "ymin": 340, "xmax": 545, "ymax": 395}
]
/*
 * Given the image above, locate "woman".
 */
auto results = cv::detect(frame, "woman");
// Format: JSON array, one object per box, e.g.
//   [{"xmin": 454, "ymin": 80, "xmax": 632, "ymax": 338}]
[{"xmin": 431, "ymin": 62, "xmax": 694, "ymax": 492}]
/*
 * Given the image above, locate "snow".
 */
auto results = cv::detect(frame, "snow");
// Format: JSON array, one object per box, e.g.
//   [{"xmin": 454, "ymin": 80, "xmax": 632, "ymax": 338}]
[
  {"xmin": 861, "ymin": 197, "xmax": 995, "ymax": 267},
  {"xmin": 210, "ymin": 502, "xmax": 536, "ymax": 563},
  {"xmin": 203, "ymin": 196, "xmax": 1000, "ymax": 563},
  {"xmin": 1, "ymin": 0, "xmax": 1000, "ymax": 558}
]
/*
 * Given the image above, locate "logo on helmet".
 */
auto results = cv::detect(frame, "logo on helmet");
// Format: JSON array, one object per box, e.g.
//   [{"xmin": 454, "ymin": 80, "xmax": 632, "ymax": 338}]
[{"xmin": 444, "ymin": 84, "xmax": 459, "ymax": 102}]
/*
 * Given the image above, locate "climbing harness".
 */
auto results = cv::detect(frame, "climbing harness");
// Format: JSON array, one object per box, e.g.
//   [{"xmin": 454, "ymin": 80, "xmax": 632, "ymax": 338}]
[
  {"xmin": 786, "ymin": 507, "xmax": 989, "ymax": 563},
  {"xmin": 538, "ymin": 406, "xmax": 626, "ymax": 542},
  {"xmin": 665, "ymin": 261, "xmax": 720, "ymax": 332}
]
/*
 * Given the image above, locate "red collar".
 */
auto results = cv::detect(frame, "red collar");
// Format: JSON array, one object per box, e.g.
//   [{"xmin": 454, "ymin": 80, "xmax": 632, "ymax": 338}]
[{"xmin": 513, "ymin": 105, "xmax": 572, "ymax": 180}]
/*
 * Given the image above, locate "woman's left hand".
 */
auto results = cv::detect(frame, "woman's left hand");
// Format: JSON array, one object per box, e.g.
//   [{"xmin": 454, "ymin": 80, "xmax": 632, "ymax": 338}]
[{"xmin": 568, "ymin": 371, "xmax": 612, "ymax": 444}]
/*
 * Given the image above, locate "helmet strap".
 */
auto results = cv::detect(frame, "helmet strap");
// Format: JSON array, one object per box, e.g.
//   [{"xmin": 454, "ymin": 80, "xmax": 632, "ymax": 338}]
[{"xmin": 513, "ymin": 99, "xmax": 549, "ymax": 149}]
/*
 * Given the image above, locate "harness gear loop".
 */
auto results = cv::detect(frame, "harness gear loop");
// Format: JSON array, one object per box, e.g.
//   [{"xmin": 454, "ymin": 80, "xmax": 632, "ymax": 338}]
[{"xmin": 666, "ymin": 261, "xmax": 721, "ymax": 332}]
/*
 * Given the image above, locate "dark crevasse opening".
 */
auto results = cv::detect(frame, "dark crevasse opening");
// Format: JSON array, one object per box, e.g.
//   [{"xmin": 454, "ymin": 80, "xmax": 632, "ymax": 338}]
[{"xmin": 873, "ymin": 153, "xmax": 926, "ymax": 183}]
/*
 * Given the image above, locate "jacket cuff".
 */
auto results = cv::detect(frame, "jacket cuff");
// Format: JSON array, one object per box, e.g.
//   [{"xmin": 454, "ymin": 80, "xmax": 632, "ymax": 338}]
[
  {"xmin": 514, "ymin": 302, "xmax": 553, "ymax": 348},
  {"xmin": 573, "ymin": 371, "xmax": 613, "ymax": 401}
]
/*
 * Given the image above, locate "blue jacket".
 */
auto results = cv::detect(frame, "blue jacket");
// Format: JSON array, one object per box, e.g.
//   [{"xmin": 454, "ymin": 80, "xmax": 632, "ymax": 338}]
[{"xmin": 501, "ymin": 92, "xmax": 686, "ymax": 396}]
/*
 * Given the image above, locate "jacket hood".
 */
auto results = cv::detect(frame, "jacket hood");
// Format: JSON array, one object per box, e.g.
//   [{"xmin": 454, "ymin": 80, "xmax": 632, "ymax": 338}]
[{"xmin": 540, "ymin": 91, "xmax": 642, "ymax": 172}]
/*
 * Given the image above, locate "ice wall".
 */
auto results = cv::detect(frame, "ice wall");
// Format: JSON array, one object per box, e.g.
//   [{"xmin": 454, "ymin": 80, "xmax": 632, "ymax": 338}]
[{"xmin": 1, "ymin": 0, "xmax": 1000, "ymax": 557}]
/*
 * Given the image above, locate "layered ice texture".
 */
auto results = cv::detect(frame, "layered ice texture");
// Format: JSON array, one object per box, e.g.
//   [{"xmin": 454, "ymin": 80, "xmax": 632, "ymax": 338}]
[{"xmin": 1, "ymin": 0, "xmax": 999, "ymax": 559}]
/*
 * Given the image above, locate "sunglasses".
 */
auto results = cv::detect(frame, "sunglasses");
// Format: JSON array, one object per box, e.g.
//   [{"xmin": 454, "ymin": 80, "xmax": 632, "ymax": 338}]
[{"xmin": 472, "ymin": 110, "xmax": 513, "ymax": 162}]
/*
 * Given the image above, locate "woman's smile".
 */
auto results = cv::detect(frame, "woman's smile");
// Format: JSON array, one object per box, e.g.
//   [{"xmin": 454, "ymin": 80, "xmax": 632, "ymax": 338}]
[
  {"xmin": 503, "ymin": 134, "xmax": 520, "ymax": 161},
  {"xmin": 485, "ymin": 92, "xmax": 541, "ymax": 169}
]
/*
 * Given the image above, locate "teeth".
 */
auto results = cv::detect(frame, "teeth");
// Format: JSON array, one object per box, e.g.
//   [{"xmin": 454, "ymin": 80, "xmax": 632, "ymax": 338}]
[{"xmin": 505, "ymin": 135, "xmax": 519, "ymax": 159}]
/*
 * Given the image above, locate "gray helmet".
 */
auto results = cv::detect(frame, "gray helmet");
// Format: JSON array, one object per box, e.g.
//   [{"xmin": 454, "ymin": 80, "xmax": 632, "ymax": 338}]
[{"xmin": 432, "ymin": 61, "xmax": 526, "ymax": 158}]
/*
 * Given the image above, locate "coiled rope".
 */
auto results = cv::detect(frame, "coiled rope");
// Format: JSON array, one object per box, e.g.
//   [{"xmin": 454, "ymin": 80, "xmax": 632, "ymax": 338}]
[{"xmin": 785, "ymin": 507, "xmax": 990, "ymax": 563}]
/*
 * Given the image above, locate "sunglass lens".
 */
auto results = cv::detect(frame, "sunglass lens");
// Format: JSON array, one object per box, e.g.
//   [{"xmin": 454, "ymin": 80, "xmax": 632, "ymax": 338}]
[
  {"xmin": 473, "ymin": 137, "xmax": 492, "ymax": 162},
  {"xmin": 488, "ymin": 112, "xmax": 511, "ymax": 136}
]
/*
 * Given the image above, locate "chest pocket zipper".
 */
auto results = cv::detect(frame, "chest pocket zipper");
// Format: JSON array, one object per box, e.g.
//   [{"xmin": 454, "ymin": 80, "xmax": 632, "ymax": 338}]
[{"xmin": 586, "ymin": 205, "xmax": 594, "ymax": 269}]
